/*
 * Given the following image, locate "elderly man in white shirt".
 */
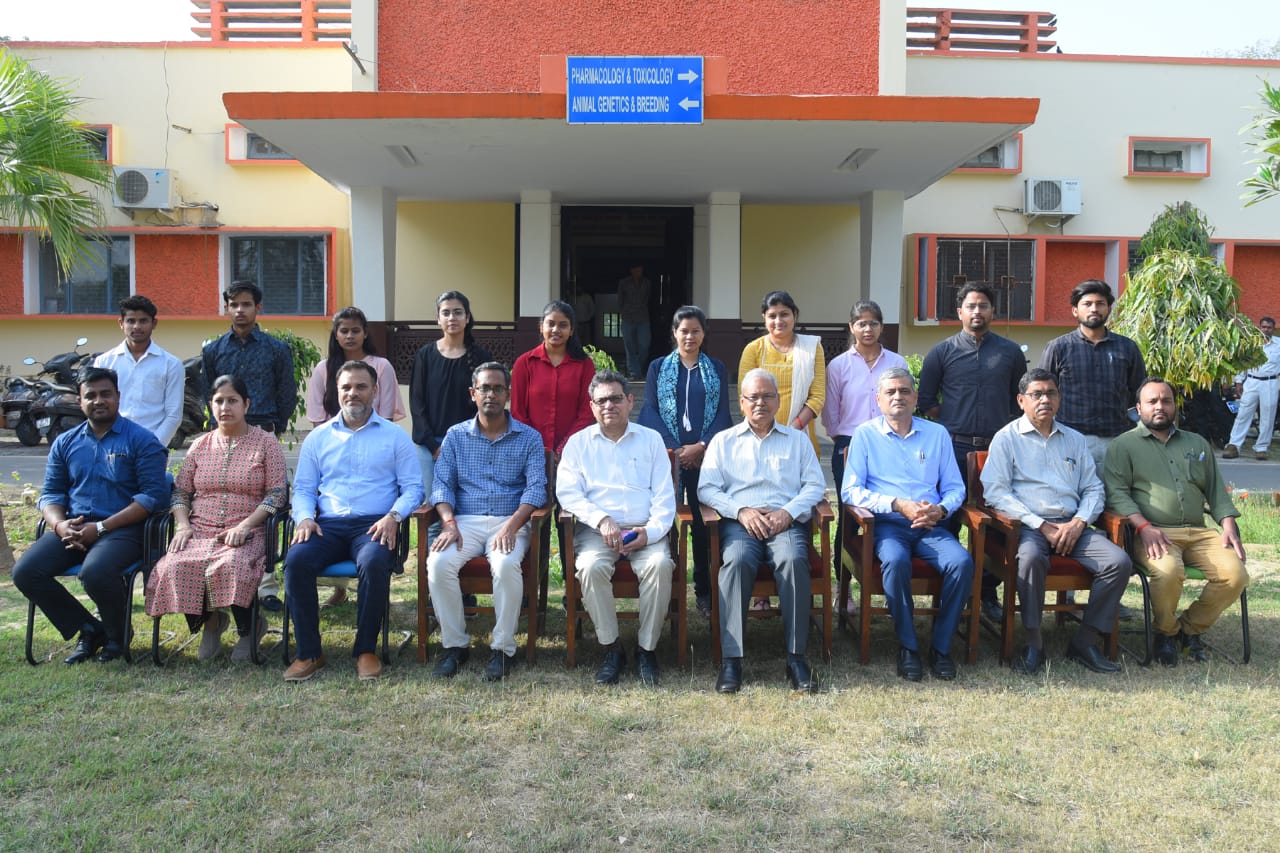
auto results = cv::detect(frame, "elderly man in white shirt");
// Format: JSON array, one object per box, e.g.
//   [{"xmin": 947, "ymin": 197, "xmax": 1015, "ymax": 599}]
[
  {"xmin": 93, "ymin": 295, "xmax": 184, "ymax": 447},
  {"xmin": 556, "ymin": 369, "xmax": 676, "ymax": 687},
  {"xmin": 699, "ymin": 368, "xmax": 826, "ymax": 694}
]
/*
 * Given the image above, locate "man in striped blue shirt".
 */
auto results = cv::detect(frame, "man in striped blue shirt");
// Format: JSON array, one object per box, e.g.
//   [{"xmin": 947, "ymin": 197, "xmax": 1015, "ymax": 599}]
[{"xmin": 427, "ymin": 362, "xmax": 547, "ymax": 681}]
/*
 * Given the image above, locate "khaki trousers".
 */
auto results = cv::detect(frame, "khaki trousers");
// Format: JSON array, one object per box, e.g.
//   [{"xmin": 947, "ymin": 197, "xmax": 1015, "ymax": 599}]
[
  {"xmin": 1138, "ymin": 526, "xmax": 1248, "ymax": 637},
  {"xmin": 574, "ymin": 524, "xmax": 673, "ymax": 651}
]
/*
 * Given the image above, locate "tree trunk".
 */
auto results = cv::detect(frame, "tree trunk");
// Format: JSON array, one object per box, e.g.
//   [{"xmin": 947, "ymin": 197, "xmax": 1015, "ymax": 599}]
[{"xmin": 0, "ymin": 515, "xmax": 13, "ymax": 571}]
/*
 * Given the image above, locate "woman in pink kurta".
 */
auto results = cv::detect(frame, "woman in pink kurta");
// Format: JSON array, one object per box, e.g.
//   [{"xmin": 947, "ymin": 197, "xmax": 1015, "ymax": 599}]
[{"xmin": 146, "ymin": 374, "xmax": 288, "ymax": 662}]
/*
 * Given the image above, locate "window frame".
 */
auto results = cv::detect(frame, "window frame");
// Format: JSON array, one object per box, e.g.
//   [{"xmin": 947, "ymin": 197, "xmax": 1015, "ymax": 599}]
[
  {"xmin": 1126, "ymin": 136, "xmax": 1210, "ymax": 178},
  {"xmin": 224, "ymin": 123, "xmax": 301, "ymax": 165},
  {"xmin": 26, "ymin": 233, "xmax": 134, "ymax": 315},
  {"xmin": 953, "ymin": 133, "xmax": 1023, "ymax": 174},
  {"xmin": 225, "ymin": 232, "xmax": 330, "ymax": 317},
  {"xmin": 81, "ymin": 124, "xmax": 113, "ymax": 164}
]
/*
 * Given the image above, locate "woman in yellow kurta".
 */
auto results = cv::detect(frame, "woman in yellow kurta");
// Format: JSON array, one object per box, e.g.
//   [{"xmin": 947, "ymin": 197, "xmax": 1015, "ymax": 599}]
[{"xmin": 738, "ymin": 290, "xmax": 826, "ymax": 458}]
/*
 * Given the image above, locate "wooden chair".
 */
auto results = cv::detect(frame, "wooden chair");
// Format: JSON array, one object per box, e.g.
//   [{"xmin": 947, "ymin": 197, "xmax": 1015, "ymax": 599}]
[
  {"xmin": 559, "ymin": 449, "xmax": 687, "ymax": 669},
  {"xmin": 414, "ymin": 450, "xmax": 555, "ymax": 665},
  {"xmin": 704, "ymin": 500, "xmax": 835, "ymax": 666},
  {"xmin": 279, "ymin": 515, "xmax": 412, "ymax": 665},
  {"xmin": 842, "ymin": 501, "xmax": 986, "ymax": 665},
  {"xmin": 965, "ymin": 450, "xmax": 1151, "ymax": 665}
]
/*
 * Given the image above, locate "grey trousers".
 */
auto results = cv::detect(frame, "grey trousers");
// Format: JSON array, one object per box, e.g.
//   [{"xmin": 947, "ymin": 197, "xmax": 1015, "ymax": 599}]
[
  {"xmin": 718, "ymin": 521, "xmax": 810, "ymax": 658},
  {"xmin": 1015, "ymin": 523, "xmax": 1131, "ymax": 633}
]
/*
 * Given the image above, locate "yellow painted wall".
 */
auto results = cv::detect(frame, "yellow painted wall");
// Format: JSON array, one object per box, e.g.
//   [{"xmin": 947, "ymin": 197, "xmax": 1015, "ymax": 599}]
[
  {"xmin": 395, "ymin": 202, "xmax": 517, "ymax": 321},
  {"xmin": 740, "ymin": 205, "xmax": 861, "ymax": 322}
]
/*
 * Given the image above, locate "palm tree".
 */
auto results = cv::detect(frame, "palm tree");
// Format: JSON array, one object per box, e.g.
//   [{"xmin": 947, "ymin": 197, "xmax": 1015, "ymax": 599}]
[
  {"xmin": 1242, "ymin": 78, "xmax": 1280, "ymax": 207},
  {"xmin": 0, "ymin": 48, "xmax": 110, "ymax": 568}
]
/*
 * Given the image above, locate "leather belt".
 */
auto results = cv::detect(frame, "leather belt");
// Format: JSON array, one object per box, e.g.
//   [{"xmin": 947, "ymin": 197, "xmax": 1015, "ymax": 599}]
[
  {"xmin": 1246, "ymin": 374, "xmax": 1279, "ymax": 381},
  {"xmin": 951, "ymin": 435, "xmax": 992, "ymax": 447}
]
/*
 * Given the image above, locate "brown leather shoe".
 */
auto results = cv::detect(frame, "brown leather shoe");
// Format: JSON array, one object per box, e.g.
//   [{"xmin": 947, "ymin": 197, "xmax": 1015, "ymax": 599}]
[
  {"xmin": 356, "ymin": 652, "xmax": 384, "ymax": 681},
  {"xmin": 283, "ymin": 654, "xmax": 326, "ymax": 682}
]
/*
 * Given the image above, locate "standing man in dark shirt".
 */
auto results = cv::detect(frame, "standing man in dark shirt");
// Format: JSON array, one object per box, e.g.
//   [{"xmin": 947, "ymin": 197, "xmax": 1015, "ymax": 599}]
[
  {"xmin": 917, "ymin": 282, "xmax": 1026, "ymax": 618},
  {"xmin": 1039, "ymin": 279, "xmax": 1145, "ymax": 469},
  {"xmin": 202, "ymin": 280, "xmax": 298, "ymax": 435},
  {"xmin": 202, "ymin": 280, "xmax": 297, "ymax": 609},
  {"xmin": 13, "ymin": 367, "xmax": 169, "ymax": 664}
]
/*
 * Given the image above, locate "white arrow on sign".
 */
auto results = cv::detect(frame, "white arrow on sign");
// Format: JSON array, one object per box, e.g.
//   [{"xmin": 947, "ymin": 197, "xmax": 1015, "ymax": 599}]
[
  {"xmin": 677, "ymin": 69, "xmax": 699, "ymax": 84},
  {"xmin": 679, "ymin": 97, "xmax": 701, "ymax": 111}
]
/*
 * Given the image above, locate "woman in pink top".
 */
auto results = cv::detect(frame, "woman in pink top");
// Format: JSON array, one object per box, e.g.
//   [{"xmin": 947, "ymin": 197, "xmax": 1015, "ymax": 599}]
[{"xmin": 305, "ymin": 306, "xmax": 405, "ymax": 426}]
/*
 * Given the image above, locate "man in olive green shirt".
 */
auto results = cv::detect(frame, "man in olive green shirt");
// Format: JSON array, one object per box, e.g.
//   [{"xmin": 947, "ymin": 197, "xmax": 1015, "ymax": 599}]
[{"xmin": 1103, "ymin": 378, "xmax": 1248, "ymax": 666}]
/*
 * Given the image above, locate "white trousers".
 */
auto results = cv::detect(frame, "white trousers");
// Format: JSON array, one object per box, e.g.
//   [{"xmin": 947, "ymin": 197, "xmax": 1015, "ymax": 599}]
[
  {"xmin": 1229, "ymin": 376, "xmax": 1279, "ymax": 452},
  {"xmin": 427, "ymin": 515, "xmax": 531, "ymax": 655},
  {"xmin": 573, "ymin": 524, "xmax": 674, "ymax": 650}
]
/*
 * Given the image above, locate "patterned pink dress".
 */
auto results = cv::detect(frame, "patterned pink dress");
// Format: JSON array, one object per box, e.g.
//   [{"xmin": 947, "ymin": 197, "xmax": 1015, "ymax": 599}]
[{"xmin": 146, "ymin": 426, "xmax": 288, "ymax": 616}]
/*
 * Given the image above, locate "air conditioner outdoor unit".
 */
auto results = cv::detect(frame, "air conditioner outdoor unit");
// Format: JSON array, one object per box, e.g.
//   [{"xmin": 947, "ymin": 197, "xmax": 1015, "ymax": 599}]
[
  {"xmin": 1024, "ymin": 177, "xmax": 1081, "ymax": 215},
  {"xmin": 112, "ymin": 167, "xmax": 176, "ymax": 209}
]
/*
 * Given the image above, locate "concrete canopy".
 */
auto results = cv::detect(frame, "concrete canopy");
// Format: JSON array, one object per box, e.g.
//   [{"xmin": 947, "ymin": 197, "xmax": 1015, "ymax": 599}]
[{"xmin": 223, "ymin": 91, "xmax": 1038, "ymax": 203}]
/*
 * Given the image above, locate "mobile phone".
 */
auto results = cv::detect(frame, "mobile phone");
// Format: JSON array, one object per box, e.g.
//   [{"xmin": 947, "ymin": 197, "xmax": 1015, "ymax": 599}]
[{"xmin": 621, "ymin": 530, "xmax": 638, "ymax": 546}]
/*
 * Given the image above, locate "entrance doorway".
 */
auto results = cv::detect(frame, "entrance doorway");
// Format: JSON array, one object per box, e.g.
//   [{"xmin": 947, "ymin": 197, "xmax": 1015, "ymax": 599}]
[{"xmin": 560, "ymin": 206, "xmax": 693, "ymax": 376}]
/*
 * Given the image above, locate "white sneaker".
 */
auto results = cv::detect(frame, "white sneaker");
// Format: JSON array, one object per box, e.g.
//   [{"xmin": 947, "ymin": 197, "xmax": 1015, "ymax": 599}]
[
  {"xmin": 198, "ymin": 611, "xmax": 229, "ymax": 662},
  {"xmin": 231, "ymin": 613, "xmax": 268, "ymax": 662}
]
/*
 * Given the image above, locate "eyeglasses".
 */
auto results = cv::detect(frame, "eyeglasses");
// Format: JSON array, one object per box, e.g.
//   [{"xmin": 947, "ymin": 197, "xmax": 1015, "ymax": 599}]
[
  {"xmin": 960, "ymin": 302, "xmax": 992, "ymax": 313},
  {"xmin": 474, "ymin": 384, "xmax": 508, "ymax": 396},
  {"xmin": 741, "ymin": 393, "xmax": 779, "ymax": 404},
  {"xmin": 591, "ymin": 394, "xmax": 627, "ymax": 407},
  {"xmin": 852, "ymin": 320, "xmax": 881, "ymax": 330},
  {"xmin": 1022, "ymin": 389, "xmax": 1059, "ymax": 400},
  {"xmin": 439, "ymin": 309, "xmax": 467, "ymax": 319}
]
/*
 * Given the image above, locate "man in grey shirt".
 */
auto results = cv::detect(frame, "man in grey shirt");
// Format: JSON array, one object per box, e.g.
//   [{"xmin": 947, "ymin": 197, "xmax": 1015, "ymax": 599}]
[
  {"xmin": 980, "ymin": 368, "xmax": 1130, "ymax": 675},
  {"xmin": 617, "ymin": 262, "xmax": 651, "ymax": 379}
]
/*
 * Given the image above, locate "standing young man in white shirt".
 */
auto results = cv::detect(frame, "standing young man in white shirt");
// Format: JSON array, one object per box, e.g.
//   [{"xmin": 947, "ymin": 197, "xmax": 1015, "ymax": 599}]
[{"xmin": 93, "ymin": 295, "xmax": 184, "ymax": 448}]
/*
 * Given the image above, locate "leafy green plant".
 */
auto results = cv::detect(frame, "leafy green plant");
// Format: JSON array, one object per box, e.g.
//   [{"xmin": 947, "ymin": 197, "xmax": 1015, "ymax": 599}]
[
  {"xmin": 584, "ymin": 345, "xmax": 616, "ymax": 373},
  {"xmin": 1242, "ymin": 78, "xmax": 1280, "ymax": 207},
  {"xmin": 1138, "ymin": 202, "xmax": 1214, "ymax": 257},
  {"xmin": 266, "ymin": 327, "xmax": 322, "ymax": 431}
]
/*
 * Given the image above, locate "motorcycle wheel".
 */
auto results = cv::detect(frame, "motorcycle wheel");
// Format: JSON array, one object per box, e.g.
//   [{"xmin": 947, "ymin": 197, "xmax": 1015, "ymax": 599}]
[
  {"xmin": 46, "ymin": 418, "xmax": 71, "ymax": 445},
  {"xmin": 168, "ymin": 429, "xmax": 189, "ymax": 450},
  {"xmin": 15, "ymin": 415, "xmax": 41, "ymax": 447}
]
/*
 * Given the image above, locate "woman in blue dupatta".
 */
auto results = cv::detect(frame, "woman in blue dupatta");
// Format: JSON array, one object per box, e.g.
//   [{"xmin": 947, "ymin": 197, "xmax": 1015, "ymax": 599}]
[{"xmin": 638, "ymin": 305, "xmax": 731, "ymax": 618}]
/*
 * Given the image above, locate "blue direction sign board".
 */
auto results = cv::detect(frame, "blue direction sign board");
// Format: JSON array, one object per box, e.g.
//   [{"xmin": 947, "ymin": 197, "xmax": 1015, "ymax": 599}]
[{"xmin": 567, "ymin": 56, "xmax": 703, "ymax": 125}]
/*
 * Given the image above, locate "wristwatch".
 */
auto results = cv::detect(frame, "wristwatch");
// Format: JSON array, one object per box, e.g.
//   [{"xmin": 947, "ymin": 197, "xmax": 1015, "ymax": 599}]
[
  {"xmin": 95, "ymin": 521, "xmax": 107, "ymax": 537},
  {"xmin": 388, "ymin": 510, "xmax": 402, "ymax": 523}
]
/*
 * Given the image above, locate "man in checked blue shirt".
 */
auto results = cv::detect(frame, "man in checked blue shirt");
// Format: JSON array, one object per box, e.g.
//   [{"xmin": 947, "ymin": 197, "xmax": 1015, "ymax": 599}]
[
  {"xmin": 843, "ymin": 367, "xmax": 973, "ymax": 682},
  {"xmin": 283, "ymin": 361, "xmax": 424, "ymax": 682},
  {"xmin": 426, "ymin": 362, "xmax": 547, "ymax": 682}
]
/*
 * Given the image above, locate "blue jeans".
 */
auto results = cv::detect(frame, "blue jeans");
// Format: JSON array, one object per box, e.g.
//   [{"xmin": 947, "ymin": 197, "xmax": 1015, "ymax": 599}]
[
  {"xmin": 284, "ymin": 515, "xmax": 397, "ymax": 660},
  {"xmin": 718, "ymin": 520, "xmax": 810, "ymax": 657},
  {"xmin": 873, "ymin": 518, "xmax": 974, "ymax": 654},
  {"xmin": 621, "ymin": 319, "xmax": 650, "ymax": 377}
]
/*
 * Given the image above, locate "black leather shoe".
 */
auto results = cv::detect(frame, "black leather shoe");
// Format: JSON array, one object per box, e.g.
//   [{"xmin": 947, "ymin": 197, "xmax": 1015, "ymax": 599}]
[
  {"xmin": 1179, "ymin": 630, "xmax": 1209, "ymax": 663},
  {"xmin": 636, "ymin": 648, "xmax": 660, "ymax": 687},
  {"xmin": 695, "ymin": 594, "xmax": 712, "ymax": 618},
  {"xmin": 431, "ymin": 646, "xmax": 470, "ymax": 679},
  {"xmin": 1011, "ymin": 644, "xmax": 1045, "ymax": 675},
  {"xmin": 483, "ymin": 649, "xmax": 517, "ymax": 682},
  {"xmin": 715, "ymin": 657, "xmax": 743, "ymax": 693},
  {"xmin": 981, "ymin": 598, "xmax": 1003, "ymax": 623},
  {"xmin": 64, "ymin": 628, "xmax": 105, "ymax": 665},
  {"xmin": 95, "ymin": 640, "xmax": 126, "ymax": 663},
  {"xmin": 462, "ymin": 594, "xmax": 479, "ymax": 621},
  {"xmin": 595, "ymin": 644, "xmax": 626, "ymax": 685},
  {"xmin": 259, "ymin": 595, "xmax": 284, "ymax": 613},
  {"xmin": 897, "ymin": 647, "xmax": 923, "ymax": 682},
  {"xmin": 928, "ymin": 647, "xmax": 957, "ymax": 680},
  {"xmin": 1153, "ymin": 633, "xmax": 1179, "ymax": 667},
  {"xmin": 1066, "ymin": 641, "xmax": 1121, "ymax": 673},
  {"xmin": 785, "ymin": 654, "xmax": 817, "ymax": 693}
]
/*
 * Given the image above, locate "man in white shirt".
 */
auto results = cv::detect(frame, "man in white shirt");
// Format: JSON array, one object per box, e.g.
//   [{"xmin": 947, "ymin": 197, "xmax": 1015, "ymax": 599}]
[
  {"xmin": 699, "ymin": 369, "xmax": 826, "ymax": 694},
  {"xmin": 556, "ymin": 369, "xmax": 676, "ymax": 687},
  {"xmin": 93, "ymin": 295, "xmax": 184, "ymax": 448},
  {"xmin": 1225, "ymin": 316, "xmax": 1280, "ymax": 460}
]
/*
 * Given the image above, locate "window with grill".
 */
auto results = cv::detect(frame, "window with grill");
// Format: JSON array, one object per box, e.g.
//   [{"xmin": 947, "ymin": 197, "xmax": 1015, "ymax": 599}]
[
  {"xmin": 933, "ymin": 238, "xmax": 1035, "ymax": 321},
  {"xmin": 1127, "ymin": 138, "xmax": 1209, "ymax": 176},
  {"xmin": 245, "ymin": 132, "xmax": 294, "ymax": 160},
  {"xmin": 955, "ymin": 134, "xmax": 1021, "ymax": 172},
  {"xmin": 230, "ymin": 235, "xmax": 326, "ymax": 315},
  {"xmin": 38, "ymin": 236, "xmax": 131, "ymax": 314}
]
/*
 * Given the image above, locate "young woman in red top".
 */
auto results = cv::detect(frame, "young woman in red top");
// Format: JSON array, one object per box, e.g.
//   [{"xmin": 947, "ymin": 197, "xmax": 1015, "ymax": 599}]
[{"xmin": 511, "ymin": 300, "xmax": 595, "ymax": 460}]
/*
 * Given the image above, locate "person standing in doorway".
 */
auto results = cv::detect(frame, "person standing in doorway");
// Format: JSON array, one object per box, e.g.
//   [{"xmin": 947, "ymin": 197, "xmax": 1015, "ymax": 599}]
[{"xmin": 618, "ymin": 262, "xmax": 651, "ymax": 379}]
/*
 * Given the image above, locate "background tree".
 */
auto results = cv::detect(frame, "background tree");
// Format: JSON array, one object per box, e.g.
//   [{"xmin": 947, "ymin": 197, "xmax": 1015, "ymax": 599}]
[
  {"xmin": 0, "ymin": 49, "xmax": 110, "ymax": 568},
  {"xmin": 1242, "ymin": 78, "xmax": 1280, "ymax": 207},
  {"xmin": 1112, "ymin": 202, "xmax": 1263, "ymax": 395}
]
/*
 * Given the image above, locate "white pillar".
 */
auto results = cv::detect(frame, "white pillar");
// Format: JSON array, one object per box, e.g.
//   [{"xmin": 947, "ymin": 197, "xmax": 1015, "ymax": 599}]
[
  {"xmin": 349, "ymin": 0, "xmax": 378, "ymax": 91},
  {"xmin": 349, "ymin": 185, "xmax": 397, "ymax": 320},
  {"xmin": 707, "ymin": 191, "xmax": 741, "ymax": 320},
  {"xmin": 857, "ymin": 190, "xmax": 906, "ymax": 323},
  {"xmin": 692, "ymin": 204, "xmax": 710, "ymax": 309},
  {"xmin": 519, "ymin": 190, "xmax": 555, "ymax": 318}
]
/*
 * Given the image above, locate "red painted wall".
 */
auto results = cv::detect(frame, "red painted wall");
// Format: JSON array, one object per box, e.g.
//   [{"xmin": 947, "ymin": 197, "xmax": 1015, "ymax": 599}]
[
  {"xmin": 135, "ymin": 234, "xmax": 222, "ymax": 317},
  {"xmin": 1232, "ymin": 245, "xmax": 1280, "ymax": 323},
  {"xmin": 378, "ymin": 0, "xmax": 882, "ymax": 95},
  {"xmin": 1043, "ymin": 241, "xmax": 1105, "ymax": 324},
  {"xmin": 0, "ymin": 235, "xmax": 23, "ymax": 312}
]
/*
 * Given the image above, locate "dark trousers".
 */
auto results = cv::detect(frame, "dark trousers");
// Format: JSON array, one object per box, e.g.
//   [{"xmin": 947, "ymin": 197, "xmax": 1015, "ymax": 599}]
[
  {"xmin": 680, "ymin": 466, "xmax": 711, "ymax": 598},
  {"xmin": 1015, "ymin": 524, "xmax": 1131, "ymax": 633},
  {"xmin": 718, "ymin": 521, "xmax": 810, "ymax": 657},
  {"xmin": 13, "ymin": 527, "xmax": 145, "ymax": 643},
  {"xmin": 284, "ymin": 515, "xmax": 395, "ymax": 660},
  {"xmin": 831, "ymin": 435, "xmax": 852, "ymax": 575}
]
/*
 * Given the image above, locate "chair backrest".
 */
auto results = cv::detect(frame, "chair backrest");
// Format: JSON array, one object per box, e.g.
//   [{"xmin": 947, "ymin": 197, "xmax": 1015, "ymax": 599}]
[{"xmin": 966, "ymin": 450, "xmax": 989, "ymax": 509}]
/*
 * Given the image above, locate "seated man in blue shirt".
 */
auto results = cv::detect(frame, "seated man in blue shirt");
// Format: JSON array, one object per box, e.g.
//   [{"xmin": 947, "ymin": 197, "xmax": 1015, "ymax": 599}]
[
  {"xmin": 427, "ymin": 362, "xmax": 547, "ymax": 681},
  {"xmin": 13, "ymin": 366, "xmax": 169, "ymax": 663},
  {"xmin": 283, "ymin": 361, "xmax": 424, "ymax": 682},
  {"xmin": 843, "ymin": 367, "xmax": 975, "ymax": 682}
]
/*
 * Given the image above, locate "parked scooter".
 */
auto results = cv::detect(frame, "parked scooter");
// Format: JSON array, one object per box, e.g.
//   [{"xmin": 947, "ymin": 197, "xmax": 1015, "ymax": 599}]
[
  {"xmin": 168, "ymin": 355, "xmax": 207, "ymax": 449},
  {"xmin": 3, "ymin": 337, "xmax": 91, "ymax": 446},
  {"xmin": 29, "ymin": 380, "xmax": 85, "ymax": 445}
]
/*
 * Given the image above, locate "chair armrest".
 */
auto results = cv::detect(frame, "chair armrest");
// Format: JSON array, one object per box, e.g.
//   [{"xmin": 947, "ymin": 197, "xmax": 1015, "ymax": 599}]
[
  {"xmin": 973, "ymin": 501, "xmax": 1020, "ymax": 537},
  {"xmin": 954, "ymin": 504, "xmax": 988, "ymax": 534},
  {"xmin": 412, "ymin": 505, "xmax": 438, "ymax": 525},
  {"xmin": 844, "ymin": 504, "xmax": 875, "ymax": 535},
  {"xmin": 814, "ymin": 499, "xmax": 835, "ymax": 524},
  {"xmin": 1097, "ymin": 511, "xmax": 1128, "ymax": 547}
]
